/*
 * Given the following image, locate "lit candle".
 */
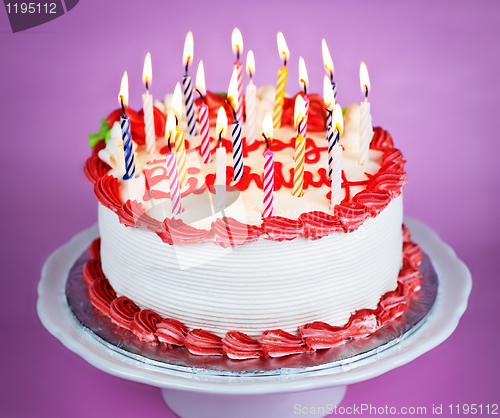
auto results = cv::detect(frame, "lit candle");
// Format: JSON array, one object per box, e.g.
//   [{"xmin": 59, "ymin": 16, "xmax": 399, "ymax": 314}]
[
  {"xmin": 142, "ymin": 53, "xmax": 156, "ymax": 154},
  {"xmin": 182, "ymin": 31, "xmax": 197, "ymax": 136},
  {"xmin": 292, "ymin": 95, "xmax": 306, "ymax": 197},
  {"xmin": 232, "ymin": 28, "xmax": 244, "ymax": 124},
  {"xmin": 215, "ymin": 107, "xmax": 228, "ymax": 210},
  {"xmin": 330, "ymin": 104, "xmax": 344, "ymax": 208},
  {"xmin": 118, "ymin": 71, "xmax": 135, "ymax": 180},
  {"xmin": 272, "ymin": 32, "xmax": 289, "ymax": 129},
  {"xmin": 227, "ymin": 68, "xmax": 243, "ymax": 182},
  {"xmin": 322, "ymin": 39, "xmax": 337, "ymax": 101},
  {"xmin": 298, "ymin": 57, "xmax": 310, "ymax": 139},
  {"xmin": 324, "ymin": 75, "xmax": 335, "ymax": 180},
  {"xmin": 262, "ymin": 113, "xmax": 274, "ymax": 217},
  {"xmin": 195, "ymin": 60, "xmax": 211, "ymax": 164},
  {"xmin": 245, "ymin": 50, "xmax": 257, "ymax": 146},
  {"xmin": 165, "ymin": 110, "xmax": 183, "ymax": 215},
  {"xmin": 359, "ymin": 62, "xmax": 373, "ymax": 165},
  {"xmin": 171, "ymin": 83, "xmax": 188, "ymax": 187}
]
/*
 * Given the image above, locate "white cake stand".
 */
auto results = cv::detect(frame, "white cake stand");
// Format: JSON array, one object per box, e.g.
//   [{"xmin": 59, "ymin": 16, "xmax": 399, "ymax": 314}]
[{"xmin": 38, "ymin": 218, "xmax": 471, "ymax": 418}]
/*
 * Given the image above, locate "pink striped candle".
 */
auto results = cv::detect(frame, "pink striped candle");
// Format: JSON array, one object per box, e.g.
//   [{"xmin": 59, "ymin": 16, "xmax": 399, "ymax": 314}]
[
  {"xmin": 199, "ymin": 103, "xmax": 211, "ymax": 163},
  {"xmin": 195, "ymin": 61, "xmax": 211, "ymax": 164},
  {"xmin": 263, "ymin": 149, "xmax": 274, "ymax": 217},
  {"xmin": 299, "ymin": 96, "xmax": 309, "ymax": 139},
  {"xmin": 262, "ymin": 113, "xmax": 274, "ymax": 217},
  {"xmin": 166, "ymin": 150, "xmax": 182, "ymax": 216},
  {"xmin": 232, "ymin": 28, "xmax": 244, "ymax": 123}
]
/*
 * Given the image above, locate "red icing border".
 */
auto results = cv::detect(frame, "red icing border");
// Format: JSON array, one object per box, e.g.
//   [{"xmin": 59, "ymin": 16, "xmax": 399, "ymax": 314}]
[
  {"xmin": 86, "ymin": 126, "xmax": 407, "ymax": 247},
  {"xmin": 84, "ymin": 228, "xmax": 423, "ymax": 360}
]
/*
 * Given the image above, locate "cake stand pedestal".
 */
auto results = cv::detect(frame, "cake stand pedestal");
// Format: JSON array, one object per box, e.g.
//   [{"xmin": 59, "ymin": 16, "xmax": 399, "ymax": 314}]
[{"xmin": 38, "ymin": 218, "xmax": 471, "ymax": 418}]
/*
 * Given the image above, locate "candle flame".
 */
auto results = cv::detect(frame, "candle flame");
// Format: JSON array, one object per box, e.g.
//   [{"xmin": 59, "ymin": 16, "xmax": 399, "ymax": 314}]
[
  {"xmin": 227, "ymin": 67, "xmax": 238, "ymax": 110},
  {"xmin": 232, "ymin": 28, "xmax": 243, "ymax": 56},
  {"xmin": 277, "ymin": 32, "xmax": 289, "ymax": 63},
  {"xmin": 118, "ymin": 71, "xmax": 129, "ymax": 107},
  {"xmin": 171, "ymin": 83, "xmax": 183, "ymax": 120},
  {"xmin": 216, "ymin": 106, "xmax": 228, "ymax": 140},
  {"xmin": 165, "ymin": 110, "xmax": 176, "ymax": 138},
  {"xmin": 298, "ymin": 57, "xmax": 309, "ymax": 91},
  {"xmin": 246, "ymin": 50, "xmax": 255, "ymax": 77},
  {"xmin": 142, "ymin": 53, "xmax": 152, "ymax": 88},
  {"xmin": 262, "ymin": 113, "xmax": 273, "ymax": 141},
  {"xmin": 182, "ymin": 31, "xmax": 194, "ymax": 69},
  {"xmin": 195, "ymin": 60, "xmax": 206, "ymax": 96},
  {"xmin": 294, "ymin": 94, "xmax": 306, "ymax": 129},
  {"xmin": 333, "ymin": 103, "xmax": 343, "ymax": 134},
  {"xmin": 321, "ymin": 39, "xmax": 334, "ymax": 76},
  {"xmin": 323, "ymin": 75, "xmax": 335, "ymax": 109},
  {"xmin": 360, "ymin": 61, "xmax": 371, "ymax": 97}
]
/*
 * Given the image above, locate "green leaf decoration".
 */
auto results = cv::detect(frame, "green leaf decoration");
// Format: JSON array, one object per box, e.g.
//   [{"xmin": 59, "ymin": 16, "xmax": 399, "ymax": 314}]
[
  {"xmin": 88, "ymin": 119, "xmax": 111, "ymax": 149},
  {"xmin": 342, "ymin": 107, "xmax": 347, "ymax": 116}
]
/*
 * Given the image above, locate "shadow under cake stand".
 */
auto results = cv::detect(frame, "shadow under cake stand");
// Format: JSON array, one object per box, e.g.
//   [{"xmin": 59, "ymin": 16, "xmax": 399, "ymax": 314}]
[{"xmin": 38, "ymin": 217, "xmax": 471, "ymax": 418}]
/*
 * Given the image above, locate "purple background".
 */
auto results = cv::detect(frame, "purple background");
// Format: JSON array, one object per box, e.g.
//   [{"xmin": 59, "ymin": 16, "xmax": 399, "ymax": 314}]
[{"xmin": 1, "ymin": 0, "xmax": 499, "ymax": 416}]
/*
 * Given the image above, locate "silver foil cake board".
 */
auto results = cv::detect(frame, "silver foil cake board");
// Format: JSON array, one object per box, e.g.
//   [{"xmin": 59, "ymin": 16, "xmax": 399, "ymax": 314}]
[{"xmin": 66, "ymin": 248, "xmax": 438, "ymax": 377}]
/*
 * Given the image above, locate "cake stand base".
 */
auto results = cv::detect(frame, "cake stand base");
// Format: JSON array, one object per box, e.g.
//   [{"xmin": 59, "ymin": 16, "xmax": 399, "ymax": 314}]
[{"xmin": 162, "ymin": 386, "xmax": 347, "ymax": 418}]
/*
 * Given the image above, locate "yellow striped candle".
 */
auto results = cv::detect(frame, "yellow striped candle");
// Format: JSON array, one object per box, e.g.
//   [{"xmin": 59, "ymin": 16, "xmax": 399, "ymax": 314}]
[
  {"xmin": 174, "ymin": 128, "xmax": 188, "ymax": 187},
  {"xmin": 272, "ymin": 32, "xmax": 290, "ymax": 129},
  {"xmin": 292, "ymin": 95, "xmax": 306, "ymax": 197}
]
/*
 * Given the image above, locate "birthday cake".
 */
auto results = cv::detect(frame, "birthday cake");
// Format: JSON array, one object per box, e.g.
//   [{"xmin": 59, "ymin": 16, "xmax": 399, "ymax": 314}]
[{"xmin": 82, "ymin": 34, "xmax": 423, "ymax": 360}]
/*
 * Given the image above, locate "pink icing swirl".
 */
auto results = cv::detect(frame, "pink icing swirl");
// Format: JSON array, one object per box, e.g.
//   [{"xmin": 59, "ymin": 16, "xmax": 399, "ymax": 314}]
[
  {"xmin": 222, "ymin": 331, "xmax": 265, "ymax": 360},
  {"xmin": 82, "ymin": 259, "xmax": 104, "ymax": 286},
  {"xmin": 131, "ymin": 309, "xmax": 161, "ymax": 346},
  {"xmin": 258, "ymin": 330, "xmax": 309, "ymax": 358},
  {"xmin": 155, "ymin": 318, "xmax": 188, "ymax": 348},
  {"xmin": 88, "ymin": 278, "xmax": 116, "ymax": 315},
  {"xmin": 185, "ymin": 329, "xmax": 224, "ymax": 356}
]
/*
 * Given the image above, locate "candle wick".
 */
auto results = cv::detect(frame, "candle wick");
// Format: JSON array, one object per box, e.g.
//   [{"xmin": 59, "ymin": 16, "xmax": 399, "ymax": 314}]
[
  {"xmin": 219, "ymin": 131, "xmax": 223, "ymax": 147},
  {"xmin": 284, "ymin": 54, "xmax": 287, "ymax": 67},
  {"xmin": 300, "ymin": 79, "xmax": 307, "ymax": 96},
  {"xmin": 120, "ymin": 96, "xmax": 126, "ymax": 117},
  {"xmin": 249, "ymin": 69, "xmax": 253, "ymax": 81},
  {"xmin": 297, "ymin": 116, "xmax": 305, "ymax": 136},
  {"xmin": 365, "ymin": 86, "xmax": 369, "ymax": 100},
  {"xmin": 330, "ymin": 70, "xmax": 334, "ymax": 83},
  {"xmin": 225, "ymin": 99, "xmax": 237, "ymax": 121},
  {"xmin": 236, "ymin": 46, "xmax": 240, "ymax": 61},
  {"xmin": 145, "ymin": 77, "xmax": 149, "ymax": 92},
  {"xmin": 262, "ymin": 133, "xmax": 270, "ymax": 150},
  {"xmin": 185, "ymin": 57, "xmax": 190, "ymax": 76},
  {"xmin": 324, "ymin": 107, "xmax": 333, "ymax": 116},
  {"xmin": 168, "ymin": 133, "xmax": 172, "ymax": 152},
  {"xmin": 194, "ymin": 88, "xmax": 205, "ymax": 102}
]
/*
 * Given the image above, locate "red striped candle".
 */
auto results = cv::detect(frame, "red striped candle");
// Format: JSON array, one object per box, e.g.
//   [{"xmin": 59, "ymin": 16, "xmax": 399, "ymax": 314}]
[
  {"xmin": 166, "ymin": 150, "xmax": 182, "ymax": 215},
  {"xmin": 262, "ymin": 113, "xmax": 274, "ymax": 217},
  {"xmin": 232, "ymin": 28, "xmax": 244, "ymax": 123}
]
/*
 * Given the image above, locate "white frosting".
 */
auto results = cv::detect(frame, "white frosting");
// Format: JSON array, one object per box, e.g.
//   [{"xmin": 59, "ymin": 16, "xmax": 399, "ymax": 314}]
[{"xmin": 99, "ymin": 195, "xmax": 402, "ymax": 338}]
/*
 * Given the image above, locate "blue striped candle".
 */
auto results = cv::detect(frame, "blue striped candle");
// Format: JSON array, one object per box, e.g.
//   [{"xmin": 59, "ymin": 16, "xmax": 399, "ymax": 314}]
[
  {"xmin": 182, "ymin": 75, "xmax": 197, "ymax": 136},
  {"xmin": 232, "ymin": 118, "xmax": 243, "ymax": 182},
  {"xmin": 121, "ymin": 115, "xmax": 135, "ymax": 180}
]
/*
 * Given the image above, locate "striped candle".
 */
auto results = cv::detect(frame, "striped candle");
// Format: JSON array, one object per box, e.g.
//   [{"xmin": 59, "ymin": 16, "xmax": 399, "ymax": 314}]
[
  {"xmin": 299, "ymin": 96, "xmax": 309, "ymax": 139},
  {"xmin": 235, "ymin": 60, "xmax": 244, "ymax": 123},
  {"xmin": 263, "ymin": 149, "xmax": 274, "ymax": 217},
  {"xmin": 330, "ymin": 139, "xmax": 343, "ymax": 208},
  {"xmin": 292, "ymin": 135, "xmax": 306, "ymax": 197},
  {"xmin": 199, "ymin": 103, "xmax": 211, "ymax": 163},
  {"xmin": 272, "ymin": 67, "xmax": 288, "ymax": 129},
  {"xmin": 272, "ymin": 32, "xmax": 289, "ymax": 129},
  {"xmin": 182, "ymin": 75, "xmax": 197, "ymax": 136},
  {"xmin": 121, "ymin": 116, "xmax": 135, "ymax": 180},
  {"xmin": 166, "ymin": 150, "xmax": 182, "ymax": 215},
  {"xmin": 326, "ymin": 122, "xmax": 336, "ymax": 181},
  {"xmin": 174, "ymin": 128, "xmax": 188, "ymax": 187},
  {"xmin": 232, "ymin": 119, "xmax": 243, "ymax": 181}
]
